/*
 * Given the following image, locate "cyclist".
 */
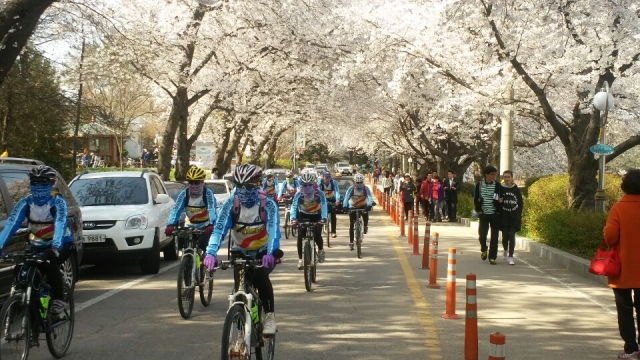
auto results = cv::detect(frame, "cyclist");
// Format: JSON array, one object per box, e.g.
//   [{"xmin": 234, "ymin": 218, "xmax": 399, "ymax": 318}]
[
  {"xmin": 291, "ymin": 172, "xmax": 328, "ymax": 270},
  {"xmin": 165, "ymin": 165, "xmax": 217, "ymax": 253},
  {"xmin": 342, "ymin": 173, "xmax": 373, "ymax": 251},
  {"xmin": 318, "ymin": 171, "xmax": 340, "ymax": 238},
  {"xmin": 0, "ymin": 165, "xmax": 73, "ymax": 315},
  {"xmin": 262, "ymin": 169, "xmax": 279, "ymax": 199},
  {"xmin": 276, "ymin": 170, "xmax": 299, "ymax": 202},
  {"xmin": 204, "ymin": 164, "xmax": 281, "ymax": 335}
]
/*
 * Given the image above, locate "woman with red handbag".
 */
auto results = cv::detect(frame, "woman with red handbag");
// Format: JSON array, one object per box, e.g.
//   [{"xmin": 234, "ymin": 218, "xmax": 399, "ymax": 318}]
[{"xmin": 604, "ymin": 169, "xmax": 640, "ymax": 359}]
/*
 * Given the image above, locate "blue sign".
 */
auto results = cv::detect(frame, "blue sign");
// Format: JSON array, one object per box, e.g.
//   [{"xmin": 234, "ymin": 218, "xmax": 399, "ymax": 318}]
[{"xmin": 590, "ymin": 143, "xmax": 615, "ymax": 155}]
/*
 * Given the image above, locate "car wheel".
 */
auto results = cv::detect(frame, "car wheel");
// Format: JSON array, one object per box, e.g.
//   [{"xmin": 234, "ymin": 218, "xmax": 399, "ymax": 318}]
[
  {"xmin": 141, "ymin": 233, "xmax": 160, "ymax": 274},
  {"xmin": 163, "ymin": 235, "xmax": 179, "ymax": 261},
  {"xmin": 60, "ymin": 255, "xmax": 77, "ymax": 293}
]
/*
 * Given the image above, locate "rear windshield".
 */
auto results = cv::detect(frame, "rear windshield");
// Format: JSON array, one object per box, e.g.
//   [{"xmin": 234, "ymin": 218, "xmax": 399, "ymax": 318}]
[
  {"xmin": 70, "ymin": 177, "xmax": 149, "ymax": 206},
  {"xmin": 336, "ymin": 162, "xmax": 349, "ymax": 167},
  {"xmin": 165, "ymin": 183, "xmax": 187, "ymax": 200},
  {"xmin": 205, "ymin": 182, "xmax": 228, "ymax": 194}
]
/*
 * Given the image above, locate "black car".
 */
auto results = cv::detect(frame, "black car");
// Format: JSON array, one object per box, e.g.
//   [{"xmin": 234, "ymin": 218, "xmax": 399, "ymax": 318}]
[
  {"xmin": 0, "ymin": 158, "xmax": 83, "ymax": 302},
  {"xmin": 333, "ymin": 176, "xmax": 353, "ymax": 214}
]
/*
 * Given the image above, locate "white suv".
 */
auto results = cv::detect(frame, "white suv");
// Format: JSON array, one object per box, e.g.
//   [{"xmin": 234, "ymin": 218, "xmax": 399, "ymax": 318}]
[
  {"xmin": 334, "ymin": 162, "xmax": 352, "ymax": 175},
  {"xmin": 68, "ymin": 170, "xmax": 176, "ymax": 274}
]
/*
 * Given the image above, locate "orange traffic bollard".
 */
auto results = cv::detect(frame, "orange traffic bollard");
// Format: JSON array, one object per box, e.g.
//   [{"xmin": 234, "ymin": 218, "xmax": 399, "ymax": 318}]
[
  {"xmin": 427, "ymin": 233, "xmax": 440, "ymax": 289},
  {"xmin": 488, "ymin": 332, "xmax": 506, "ymax": 360},
  {"xmin": 400, "ymin": 205, "xmax": 406, "ymax": 237},
  {"xmin": 465, "ymin": 274, "xmax": 478, "ymax": 360},
  {"xmin": 413, "ymin": 213, "xmax": 419, "ymax": 249},
  {"xmin": 407, "ymin": 210, "xmax": 413, "ymax": 244},
  {"xmin": 421, "ymin": 222, "xmax": 431, "ymax": 266},
  {"xmin": 442, "ymin": 248, "xmax": 459, "ymax": 319}
]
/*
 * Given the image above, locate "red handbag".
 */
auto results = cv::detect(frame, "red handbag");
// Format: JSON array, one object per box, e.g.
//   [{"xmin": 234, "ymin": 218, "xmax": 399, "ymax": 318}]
[{"xmin": 588, "ymin": 240, "xmax": 621, "ymax": 277}]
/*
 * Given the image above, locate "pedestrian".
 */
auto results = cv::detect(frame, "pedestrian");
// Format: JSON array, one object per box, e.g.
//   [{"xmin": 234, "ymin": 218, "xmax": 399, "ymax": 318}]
[
  {"xmin": 419, "ymin": 174, "xmax": 433, "ymax": 220},
  {"xmin": 443, "ymin": 170, "xmax": 459, "ymax": 222},
  {"xmin": 381, "ymin": 172, "xmax": 394, "ymax": 195},
  {"xmin": 140, "ymin": 149, "xmax": 148, "ymax": 167},
  {"xmin": 500, "ymin": 170, "xmax": 523, "ymax": 265},
  {"xmin": 431, "ymin": 175, "xmax": 445, "ymax": 222},
  {"xmin": 400, "ymin": 173, "xmax": 416, "ymax": 220},
  {"xmin": 473, "ymin": 165, "xmax": 503, "ymax": 265},
  {"xmin": 211, "ymin": 167, "xmax": 219, "ymax": 179},
  {"xmin": 603, "ymin": 169, "xmax": 640, "ymax": 359}
]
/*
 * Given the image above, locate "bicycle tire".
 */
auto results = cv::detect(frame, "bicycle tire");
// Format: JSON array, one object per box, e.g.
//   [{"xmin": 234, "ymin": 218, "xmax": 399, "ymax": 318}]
[
  {"xmin": 292, "ymin": 224, "xmax": 298, "ymax": 237},
  {"xmin": 325, "ymin": 221, "xmax": 331, "ymax": 248},
  {"xmin": 311, "ymin": 244, "xmax": 317, "ymax": 283},
  {"xmin": 303, "ymin": 241, "xmax": 312, "ymax": 292},
  {"xmin": 284, "ymin": 212, "xmax": 290, "ymax": 240},
  {"xmin": 199, "ymin": 264, "xmax": 214, "ymax": 307},
  {"xmin": 221, "ymin": 304, "xmax": 249, "ymax": 360},
  {"xmin": 355, "ymin": 221, "xmax": 363, "ymax": 259},
  {"xmin": 0, "ymin": 294, "xmax": 30, "ymax": 360},
  {"xmin": 257, "ymin": 334, "xmax": 276, "ymax": 360},
  {"xmin": 46, "ymin": 284, "xmax": 75, "ymax": 358},
  {"xmin": 177, "ymin": 256, "xmax": 195, "ymax": 319}
]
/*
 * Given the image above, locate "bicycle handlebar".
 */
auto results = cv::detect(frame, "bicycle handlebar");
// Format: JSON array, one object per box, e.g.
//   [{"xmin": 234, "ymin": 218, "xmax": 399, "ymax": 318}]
[{"xmin": 171, "ymin": 227, "xmax": 205, "ymax": 236}]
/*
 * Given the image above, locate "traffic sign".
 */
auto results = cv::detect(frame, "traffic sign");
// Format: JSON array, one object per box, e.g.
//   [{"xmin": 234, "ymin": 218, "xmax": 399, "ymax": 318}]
[{"xmin": 590, "ymin": 143, "xmax": 615, "ymax": 155}]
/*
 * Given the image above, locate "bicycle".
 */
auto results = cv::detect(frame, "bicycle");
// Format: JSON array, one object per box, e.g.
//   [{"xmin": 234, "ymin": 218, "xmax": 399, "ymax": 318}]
[
  {"xmin": 0, "ymin": 251, "xmax": 74, "ymax": 360},
  {"xmin": 298, "ymin": 221, "xmax": 319, "ymax": 292},
  {"xmin": 350, "ymin": 208, "xmax": 367, "ymax": 259},
  {"xmin": 281, "ymin": 197, "xmax": 297, "ymax": 240},
  {"xmin": 174, "ymin": 227, "xmax": 214, "ymax": 319},
  {"xmin": 219, "ymin": 250, "xmax": 282, "ymax": 360}
]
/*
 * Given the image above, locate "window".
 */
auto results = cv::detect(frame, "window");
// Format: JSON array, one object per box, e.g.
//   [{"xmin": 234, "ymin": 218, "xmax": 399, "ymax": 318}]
[
  {"xmin": 54, "ymin": 175, "xmax": 77, "ymax": 207},
  {"xmin": 0, "ymin": 172, "xmax": 30, "ymax": 209},
  {"xmin": 205, "ymin": 182, "xmax": 229, "ymax": 195},
  {"xmin": 151, "ymin": 177, "xmax": 166, "ymax": 195},
  {"xmin": 70, "ymin": 177, "xmax": 149, "ymax": 206},
  {"xmin": 99, "ymin": 138, "xmax": 111, "ymax": 154}
]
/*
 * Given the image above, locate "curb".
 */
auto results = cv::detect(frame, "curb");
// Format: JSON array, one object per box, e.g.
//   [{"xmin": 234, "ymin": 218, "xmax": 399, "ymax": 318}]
[{"xmin": 460, "ymin": 218, "xmax": 607, "ymax": 286}]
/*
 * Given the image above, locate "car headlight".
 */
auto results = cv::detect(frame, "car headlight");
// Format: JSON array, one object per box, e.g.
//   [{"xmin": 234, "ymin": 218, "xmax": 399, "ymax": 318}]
[{"xmin": 125, "ymin": 215, "xmax": 149, "ymax": 230}]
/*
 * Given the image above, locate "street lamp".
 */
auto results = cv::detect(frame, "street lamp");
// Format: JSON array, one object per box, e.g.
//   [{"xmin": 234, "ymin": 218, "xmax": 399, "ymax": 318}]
[
  {"xmin": 407, "ymin": 156, "xmax": 413, "ymax": 178},
  {"xmin": 592, "ymin": 81, "xmax": 614, "ymax": 212}
]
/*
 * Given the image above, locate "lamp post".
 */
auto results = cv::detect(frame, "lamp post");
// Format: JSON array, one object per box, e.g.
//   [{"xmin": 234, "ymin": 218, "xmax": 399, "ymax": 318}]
[
  {"xmin": 592, "ymin": 81, "xmax": 614, "ymax": 213},
  {"xmin": 408, "ymin": 156, "xmax": 413, "ymax": 177}
]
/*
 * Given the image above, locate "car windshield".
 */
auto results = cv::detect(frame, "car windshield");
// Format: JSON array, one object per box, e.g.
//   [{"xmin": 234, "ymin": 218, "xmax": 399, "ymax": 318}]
[
  {"xmin": 70, "ymin": 177, "xmax": 149, "ymax": 206},
  {"xmin": 336, "ymin": 178, "xmax": 353, "ymax": 192},
  {"xmin": 205, "ymin": 182, "xmax": 228, "ymax": 194},
  {"xmin": 305, "ymin": 164, "xmax": 315, "ymax": 169},
  {"xmin": 336, "ymin": 162, "xmax": 349, "ymax": 168}
]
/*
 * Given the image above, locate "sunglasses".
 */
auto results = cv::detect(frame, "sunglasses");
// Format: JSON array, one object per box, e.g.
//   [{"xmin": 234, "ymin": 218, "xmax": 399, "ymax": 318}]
[
  {"xmin": 355, "ymin": 182, "xmax": 363, "ymax": 185},
  {"xmin": 302, "ymin": 183, "xmax": 314, "ymax": 187},
  {"xmin": 188, "ymin": 181, "xmax": 203, "ymax": 185}
]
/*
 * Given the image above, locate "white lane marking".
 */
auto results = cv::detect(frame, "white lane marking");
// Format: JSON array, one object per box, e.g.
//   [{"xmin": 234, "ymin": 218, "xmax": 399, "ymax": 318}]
[
  {"xmin": 518, "ymin": 257, "xmax": 616, "ymax": 317},
  {"xmin": 75, "ymin": 261, "xmax": 181, "ymax": 313}
]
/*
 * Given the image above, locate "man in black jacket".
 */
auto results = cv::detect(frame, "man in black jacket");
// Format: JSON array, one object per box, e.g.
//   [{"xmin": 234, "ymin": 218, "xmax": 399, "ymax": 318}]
[
  {"xmin": 444, "ymin": 170, "xmax": 458, "ymax": 222},
  {"xmin": 500, "ymin": 170, "xmax": 523, "ymax": 265},
  {"xmin": 473, "ymin": 165, "xmax": 503, "ymax": 265},
  {"xmin": 400, "ymin": 174, "xmax": 417, "ymax": 220}
]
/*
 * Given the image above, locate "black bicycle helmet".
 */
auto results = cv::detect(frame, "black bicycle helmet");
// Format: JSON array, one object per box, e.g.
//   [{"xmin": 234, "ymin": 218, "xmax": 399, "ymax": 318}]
[{"xmin": 29, "ymin": 165, "xmax": 57, "ymax": 185}]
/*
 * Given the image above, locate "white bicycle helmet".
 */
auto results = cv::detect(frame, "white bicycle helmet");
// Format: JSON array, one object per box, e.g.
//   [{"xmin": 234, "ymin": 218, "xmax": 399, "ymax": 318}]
[
  {"xmin": 354, "ymin": 173, "xmax": 365, "ymax": 183},
  {"xmin": 299, "ymin": 172, "xmax": 317, "ymax": 184},
  {"xmin": 233, "ymin": 164, "xmax": 263, "ymax": 185}
]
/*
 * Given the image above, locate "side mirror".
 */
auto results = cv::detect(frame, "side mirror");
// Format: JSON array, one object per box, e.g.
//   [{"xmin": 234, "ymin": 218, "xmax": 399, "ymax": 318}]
[{"xmin": 155, "ymin": 194, "xmax": 171, "ymax": 204}]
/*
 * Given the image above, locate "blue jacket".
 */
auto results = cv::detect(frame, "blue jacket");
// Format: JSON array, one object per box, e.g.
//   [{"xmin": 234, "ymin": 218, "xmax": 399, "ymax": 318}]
[
  {"xmin": 290, "ymin": 190, "xmax": 328, "ymax": 221},
  {"xmin": 317, "ymin": 179, "xmax": 341, "ymax": 202},
  {"xmin": 206, "ymin": 197, "xmax": 280, "ymax": 256},
  {"xmin": 342, "ymin": 186, "xmax": 373, "ymax": 209},
  {"xmin": 0, "ymin": 194, "xmax": 73, "ymax": 250},
  {"xmin": 167, "ymin": 187, "xmax": 217, "ymax": 229},
  {"xmin": 262, "ymin": 177, "xmax": 279, "ymax": 195},
  {"xmin": 277, "ymin": 178, "xmax": 300, "ymax": 199}
]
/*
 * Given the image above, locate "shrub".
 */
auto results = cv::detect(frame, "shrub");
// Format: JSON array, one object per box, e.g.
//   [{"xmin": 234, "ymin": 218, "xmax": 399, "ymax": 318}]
[
  {"xmin": 457, "ymin": 193, "xmax": 474, "ymax": 218},
  {"xmin": 273, "ymin": 159, "xmax": 292, "ymax": 169}
]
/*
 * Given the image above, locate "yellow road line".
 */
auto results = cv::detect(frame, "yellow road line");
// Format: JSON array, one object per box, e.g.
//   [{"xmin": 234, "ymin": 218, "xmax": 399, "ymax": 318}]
[{"xmin": 381, "ymin": 213, "xmax": 443, "ymax": 359}]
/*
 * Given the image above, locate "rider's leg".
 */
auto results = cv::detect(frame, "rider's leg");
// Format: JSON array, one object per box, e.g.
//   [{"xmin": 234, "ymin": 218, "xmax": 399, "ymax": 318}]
[
  {"xmin": 197, "ymin": 232, "xmax": 208, "ymax": 255},
  {"xmin": 349, "ymin": 212, "xmax": 356, "ymax": 244},
  {"xmin": 252, "ymin": 267, "xmax": 276, "ymax": 334},
  {"xmin": 40, "ymin": 242, "xmax": 72, "ymax": 314},
  {"xmin": 312, "ymin": 214, "xmax": 323, "ymax": 251},
  {"xmin": 330, "ymin": 204, "xmax": 337, "ymax": 234},
  {"xmin": 362, "ymin": 212, "xmax": 370, "ymax": 228},
  {"xmin": 297, "ymin": 216, "xmax": 305, "ymax": 260}
]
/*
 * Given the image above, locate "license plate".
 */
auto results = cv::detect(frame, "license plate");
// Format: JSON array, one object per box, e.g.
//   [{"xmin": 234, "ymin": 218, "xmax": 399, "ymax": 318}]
[{"xmin": 83, "ymin": 235, "xmax": 106, "ymax": 243}]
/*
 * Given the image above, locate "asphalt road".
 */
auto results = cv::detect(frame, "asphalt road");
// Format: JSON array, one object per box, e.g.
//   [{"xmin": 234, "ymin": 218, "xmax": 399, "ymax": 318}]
[{"xmin": 25, "ymin": 203, "xmax": 625, "ymax": 360}]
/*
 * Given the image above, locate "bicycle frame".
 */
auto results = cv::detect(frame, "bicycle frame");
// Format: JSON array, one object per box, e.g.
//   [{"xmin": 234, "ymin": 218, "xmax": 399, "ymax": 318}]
[
  {"xmin": 176, "ymin": 228, "xmax": 204, "ymax": 288},
  {"xmin": 300, "ymin": 222, "xmax": 317, "ymax": 262},
  {"xmin": 350, "ymin": 209, "xmax": 365, "ymax": 241}
]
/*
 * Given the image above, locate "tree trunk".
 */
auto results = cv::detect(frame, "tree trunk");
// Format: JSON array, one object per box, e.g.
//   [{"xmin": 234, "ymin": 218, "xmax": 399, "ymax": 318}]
[
  {"xmin": 566, "ymin": 142, "xmax": 599, "ymax": 210},
  {"xmin": 157, "ymin": 88, "xmax": 188, "ymax": 180},
  {"xmin": 213, "ymin": 125, "xmax": 233, "ymax": 177},
  {"xmin": 174, "ymin": 107, "xmax": 192, "ymax": 181},
  {"xmin": 218, "ymin": 118, "xmax": 250, "ymax": 175}
]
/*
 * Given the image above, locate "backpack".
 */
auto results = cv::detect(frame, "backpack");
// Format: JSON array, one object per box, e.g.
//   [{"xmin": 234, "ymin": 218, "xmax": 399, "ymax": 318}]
[{"xmin": 231, "ymin": 189, "xmax": 267, "ymax": 224}]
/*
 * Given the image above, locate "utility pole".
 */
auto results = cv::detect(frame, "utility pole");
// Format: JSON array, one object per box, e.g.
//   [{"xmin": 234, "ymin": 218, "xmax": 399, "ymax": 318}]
[{"xmin": 71, "ymin": 35, "xmax": 86, "ymax": 178}]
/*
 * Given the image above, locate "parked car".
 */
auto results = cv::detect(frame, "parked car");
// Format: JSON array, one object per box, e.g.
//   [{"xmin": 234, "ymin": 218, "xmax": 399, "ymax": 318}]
[
  {"xmin": 69, "ymin": 169, "xmax": 176, "ymax": 274},
  {"xmin": 204, "ymin": 179, "xmax": 235, "ymax": 211},
  {"xmin": 315, "ymin": 165, "xmax": 330, "ymax": 176},
  {"xmin": 0, "ymin": 158, "xmax": 83, "ymax": 300},
  {"xmin": 334, "ymin": 175, "xmax": 353, "ymax": 214},
  {"xmin": 265, "ymin": 168, "xmax": 288, "ymax": 183},
  {"xmin": 334, "ymin": 162, "xmax": 352, "ymax": 175}
]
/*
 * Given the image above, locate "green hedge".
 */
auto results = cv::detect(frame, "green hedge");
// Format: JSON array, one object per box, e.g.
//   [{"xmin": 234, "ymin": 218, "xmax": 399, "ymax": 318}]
[
  {"xmin": 520, "ymin": 173, "xmax": 622, "ymax": 258},
  {"xmin": 457, "ymin": 193, "xmax": 474, "ymax": 218}
]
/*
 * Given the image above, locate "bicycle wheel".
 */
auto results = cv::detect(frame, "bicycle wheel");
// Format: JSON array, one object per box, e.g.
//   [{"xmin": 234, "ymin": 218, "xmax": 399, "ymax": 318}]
[
  {"xmin": 199, "ymin": 264, "xmax": 214, "ymax": 307},
  {"xmin": 292, "ymin": 222, "xmax": 298, "ymax": 237},
  {"xmin": 177, "ymin": 255, "xmax": 195, "ymax": 319},
  {"xmin": 355, "ymin": 221, "xmax": 363, "ymax": 259},
  {"xmin": 46, "ymin": 284, "xmax": 75, "ymax": 358},
  {"xmin": 303, "ymin": 240, "xmax": 312, "ymax": 292},
  {"xmin": 284, "ymin": 212, "xmax": 290, "ymax": 240},
  {"xmin": 221, "ymin": 304, "xmax": 249, "ymax": 360},
  {"xmin": 311, "ymin": 244, "xmax": 317, "ymax": 283},
  {"xmin": 257, "ymin": 334, "xmax": 276, "ymax": 360},
  {"xmin": 325, "ymin": 221, "xmax": 331, "ymax": 248},
  {"xmin": 0, "ymin": 294, "xmax": 30, "ymax": 360}
]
